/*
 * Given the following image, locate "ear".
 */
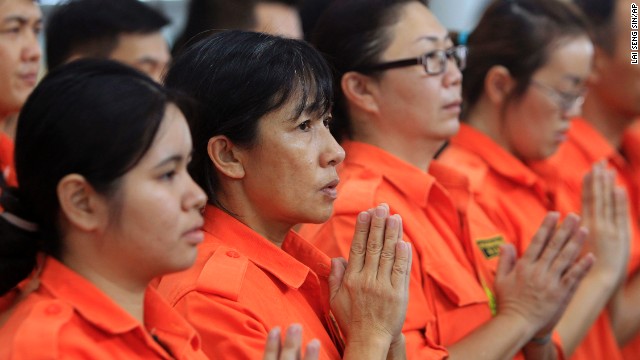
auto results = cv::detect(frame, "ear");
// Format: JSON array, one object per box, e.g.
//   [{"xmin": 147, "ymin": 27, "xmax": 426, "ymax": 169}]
[
  {"xmin": 588, "ymin": 47, "xmax": 607, "ymax": 85},
  {"xmin": 484, "ymin": 65, "xmax": 515, "ymax": 106},
  {"xmin": 341, "ymin": 71, "xmax": 380, "ymax": 114},
  {"xmin": 57, "ymin": 174, "xmax": 106, "ymax": 232},
  {"xmin": 207, "ymin": 135, "xmax": 246, "ymax": 180}
]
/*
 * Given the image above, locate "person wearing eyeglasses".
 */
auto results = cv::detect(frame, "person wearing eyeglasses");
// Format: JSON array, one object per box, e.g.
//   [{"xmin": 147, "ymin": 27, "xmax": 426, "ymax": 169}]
[
  {"xmin": 299, "ymin": 0, "xmax": 595, "ymax": 359},
  {"xmin": 529, "ymin": 0, "xmax": 640, "ymax": 358},
  {"xmin": 437, "ymin": 0, "xmax": 630, "ymax": 359}
]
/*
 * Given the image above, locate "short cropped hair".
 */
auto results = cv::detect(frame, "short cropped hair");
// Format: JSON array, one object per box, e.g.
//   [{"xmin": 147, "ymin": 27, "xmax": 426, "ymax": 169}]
[{"xmin": 45, "ymin": 0, "xmax": 169, "ymax": 70}]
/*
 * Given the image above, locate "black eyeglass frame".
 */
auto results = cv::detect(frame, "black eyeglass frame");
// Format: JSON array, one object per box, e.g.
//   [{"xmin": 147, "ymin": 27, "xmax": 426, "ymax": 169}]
[{"xmin": 353, "ymin": 45, "xmax": 468, "ymax": 75}]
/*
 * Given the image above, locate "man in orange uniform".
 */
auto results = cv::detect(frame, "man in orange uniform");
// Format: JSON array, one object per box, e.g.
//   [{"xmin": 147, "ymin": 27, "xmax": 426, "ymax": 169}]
[
  {"xmin": 0, "ymin": 0, "xmax": 42, "ymax": 315},
  {"xmin": 0, "ymin": 0, "xmax": 40, "ymax": 187},
  {"xmin": 532, "ymin": 0, "xmax": 640, "ymax": 357}
]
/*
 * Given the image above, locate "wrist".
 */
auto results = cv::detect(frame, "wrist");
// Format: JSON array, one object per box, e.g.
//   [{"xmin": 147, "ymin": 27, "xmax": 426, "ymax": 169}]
[{"xmin": 529, "ymin": 332, "xmax": 552, "ymax": 346}]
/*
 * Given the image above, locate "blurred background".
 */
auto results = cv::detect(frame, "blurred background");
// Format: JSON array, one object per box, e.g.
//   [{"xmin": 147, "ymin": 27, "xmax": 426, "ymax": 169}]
[{"xmin": 38, "ymin": 0, "xmax": 493, "ymax": 49}]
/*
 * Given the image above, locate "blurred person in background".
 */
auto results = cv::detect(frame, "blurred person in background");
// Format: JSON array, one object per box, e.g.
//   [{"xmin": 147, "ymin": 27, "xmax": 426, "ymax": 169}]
[
  {"xmin": 0, "ymin": 0, "xmax": 40, "ymax": 185},
  {"xmin": 45, "ymin": 0, "xmax": 170, "ymax": 82},
  {"xmin": 173, "ymin": 0, "xmax": 301, "ymax": 55},
  {"xmin": 532, "ymin": 0, "xmax": 640, "ymax": 358}
]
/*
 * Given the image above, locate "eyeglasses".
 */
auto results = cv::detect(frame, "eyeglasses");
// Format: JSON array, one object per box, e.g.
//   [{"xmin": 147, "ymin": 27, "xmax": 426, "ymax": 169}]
[
  {"xmin": 530, "ymin": 80, "xmax": 586, "ymax": 113},
  {"xmin": 355, "ymin": 45, "xmax": 468, "ymax": 76}
]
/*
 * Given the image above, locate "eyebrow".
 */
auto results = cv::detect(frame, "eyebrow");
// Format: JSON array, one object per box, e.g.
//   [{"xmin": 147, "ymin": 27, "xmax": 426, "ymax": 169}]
[
  {"xmin": 415, "ymin": 34, "xmax": 452, "ymax": 44},
  {"xmin": 153, "ymin": 154, "xmax": 184, "ymax": 169},
  {"xmin": 2, "ymin": 15, "xmax": 41, "ymax": 25}
]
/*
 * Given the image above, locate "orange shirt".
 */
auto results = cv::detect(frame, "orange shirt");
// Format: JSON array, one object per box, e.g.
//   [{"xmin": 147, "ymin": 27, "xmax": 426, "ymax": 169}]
[
  {"xmin": 0, "ymin": 132, "xmax": 16, "ymax": 187},
  {"xmin": 299, "ymin": 141, "xmax": 529, "ymax": 359},
  {"xmin": 0, "ymin": 256, "xmax": 206, "ymax": 359},
  {"xmin": 156, "ymin": 206, "xmax": 343, "ymax": 360},
  {"xmin": 533, "ymin": 118, "xmax": 640, "ymax": 359},
  {"xmin": 441, "ymin": 123, "xmax": 621, "ymax": 360}
]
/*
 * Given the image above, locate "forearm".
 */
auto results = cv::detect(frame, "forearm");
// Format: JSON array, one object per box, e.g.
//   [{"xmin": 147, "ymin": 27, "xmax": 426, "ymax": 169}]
[
  {"xmin": 610, "ymin": 273, "xmax": 640, "ymax": 345},
  {"xmin": 447, "ymin": 312, "xmax": 536, "ymax": 360},
  {"xmin": 555, "ymin": 267, "xmax": 619, "ymax": 355}
]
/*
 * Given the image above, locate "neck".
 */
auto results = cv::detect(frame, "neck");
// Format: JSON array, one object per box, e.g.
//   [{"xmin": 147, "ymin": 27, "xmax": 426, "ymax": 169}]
[
  {"xmin": 216, "ymin": 189, "xmax": 291, "ymax": 248},
  {"xmin": 62, "ymin": 236, "xmax": 148, "ymax": 323},
  {"xmin": 465, "ymin": 99, "xmax": 514, "ymax": 154},
  {"xmin": 581, "ymin": 93, "xmax": 635, "ymax": 149}
]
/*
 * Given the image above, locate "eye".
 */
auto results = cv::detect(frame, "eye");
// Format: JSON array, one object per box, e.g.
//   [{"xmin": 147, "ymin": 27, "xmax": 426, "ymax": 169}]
[
  {"xmin": 160, "ymin": 170, "xmax": 177, "ymax": 181},
  {"xmin": 323, "ymin": 117, "xmax": 332, "ymax": 129},
  {"xmin": 297, "ymin": 120, "xmax": 311, "ymax": 131}
]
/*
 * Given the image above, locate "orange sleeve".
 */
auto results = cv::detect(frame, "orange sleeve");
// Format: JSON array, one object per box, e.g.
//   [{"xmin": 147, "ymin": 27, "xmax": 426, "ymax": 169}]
[{"xmin": 174, "ymin": 291, "xmax": 269, "ymax": 360}]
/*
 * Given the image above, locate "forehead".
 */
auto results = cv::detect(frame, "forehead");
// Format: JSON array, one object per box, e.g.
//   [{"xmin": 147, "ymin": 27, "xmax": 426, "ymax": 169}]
[
  {"xmin": 110, "ymin": 32, "xmax": 169, "ymax": 61},
  {"xmin": 0, "ymin": 0, "xmax": 41, "ymax": 19},
  {"xmin": 383, "ymin": 2, "xmax": 450, "ymax": 58},
  {"xmin": 536, "ymin": 36, "xmax": 594, "ymax": 83}
]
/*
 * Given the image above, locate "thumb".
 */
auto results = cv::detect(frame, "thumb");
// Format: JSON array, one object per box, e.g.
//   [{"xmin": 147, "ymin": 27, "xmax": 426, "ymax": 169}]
[
  {"xmin": 329, "ymin": 257, "xmax": 347, "ymax": 300},
  {"xmin": 495, "ymin": 243, "xmax": 516, "ymax": 283}
]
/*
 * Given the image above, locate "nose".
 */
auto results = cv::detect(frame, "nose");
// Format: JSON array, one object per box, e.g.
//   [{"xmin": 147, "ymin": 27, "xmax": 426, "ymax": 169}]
[
  {"xmin": 22, "ymin": 29, "xmax": 42, "ymax": 63},
  {"xmin": 320, "ymin": 127, "xmax": 345, "ymax": 167},
  {"xmin": 184, "ymin": 174, "xmax": 208, "ymax": 211},
  {"xmin": 563, "ymin": 97, "xmax": 585, "ymax": 119},
  {"xmin": 443, "ymin": 59, "xmax": 462, "ymax": 87}
]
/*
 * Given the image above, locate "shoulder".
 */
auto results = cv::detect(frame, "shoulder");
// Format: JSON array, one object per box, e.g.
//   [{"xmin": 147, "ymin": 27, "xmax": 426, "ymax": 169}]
[
  {"xmin": 1, "ymin": 298, "xmax": 74, "ymax": 359},
  {"xmin": 438, "ymin": 144, "xmax": 489, "ymax": 192},
  {"xmin": 157, "ymin": 243, "xmax": 250, "ymax": 304}
]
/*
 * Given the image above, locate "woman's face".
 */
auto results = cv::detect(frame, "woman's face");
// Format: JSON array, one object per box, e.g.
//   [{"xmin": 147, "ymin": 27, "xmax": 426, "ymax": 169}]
[
  {"xmin": 371, "ymin": 2, "xmax": 463, "ymax": 146},
  {"xmin": 502, "ymin": 36, "xmax": 593, "ymax": 161},
  {"xmin": 238, "ymin": 94, "xmax": 345, "ymax": 228},
  {"xmin": 103, "ymin": 104, "xmax": 207, "ymax": 279}
]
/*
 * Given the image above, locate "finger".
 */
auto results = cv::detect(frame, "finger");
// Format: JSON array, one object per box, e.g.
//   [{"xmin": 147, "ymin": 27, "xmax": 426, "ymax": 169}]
[
  {"xmin": 390, "ymin": 238, "xmax": 411, "ymax": 288},
  {"xmin": 601, "ymin": 168, "xmax": 614, "ymax": 224},
  {"xmin": 347, "ymin": 211, "xmax": 372, "ymax": 273},
  {"xmin": 580, "ymin": 168, "xmax": 594, "ymax": 229},
  {"xmin": 614, "ymin": 187, "xmax": 631, "ymax": 245},
  {"xmin": 378, "ymin": 214, "xmax": 402, "ymax": 282},
  {"xmin": 549, "ymin": 226, "xmax": 588, "ymax": 276},
  {"xmin": 328, "ymin": 258, "xmax": 347, "ymax": 300},
  {"xmin": 363, "ymin": 204, "xmax": 389, "ymax": 274},
  {"xmin": 521, "ymin": 212, "xmax": 560, "ymax": 263},
  {"xmin": 280, "ymin": 324, "xmax": 303, "ymax": 359},
  {"xmin": 495, "ymin": 243, "xmax": 516, "ymax": 284},
  {"xmin": 405, "ymin": 242, "xmax": 412, "ymax": 291},
  {"xmin": 560, "ymin": 252, "xmax": 596, "ymax": 290},
  {"xmin": 263, "ymin": 327, "xmax": 282, "ymax": 360},
  {"xmin": 537, "ymin": 213, "xmax": 581, "ymax": 269},
  {"xmin": 303, "ymin": 339, "xmax": 320, "ymax": 360}
]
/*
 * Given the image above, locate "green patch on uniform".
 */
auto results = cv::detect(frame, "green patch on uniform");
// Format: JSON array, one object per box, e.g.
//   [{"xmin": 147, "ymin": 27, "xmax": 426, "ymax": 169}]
[{"xmin": 476, "ymin": 235, "xmax": 505, "ymax": 259}]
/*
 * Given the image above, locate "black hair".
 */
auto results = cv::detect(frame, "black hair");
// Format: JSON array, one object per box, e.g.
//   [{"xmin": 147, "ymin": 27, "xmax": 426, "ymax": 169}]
[
  {"xmin": 311, "ymin": 0, "xmax": 423, "ymax": 142},
  {"xmin": 45, "ymin": 0, "xmax": 170, "ymax": 70},
  {"xmin": 0, "ymin": 59, "xmax": 187, "ymax": 295},
  {"xmin": 462, "ymin": 0, "xmax": 591, "ymax": 117},
  {"xmin": 164, "ymin": 30, "xmax": 333, "ymax": 207},
  {"xmin": 574, "ymin": 0, "xmax": 617, "ymax": 53}
]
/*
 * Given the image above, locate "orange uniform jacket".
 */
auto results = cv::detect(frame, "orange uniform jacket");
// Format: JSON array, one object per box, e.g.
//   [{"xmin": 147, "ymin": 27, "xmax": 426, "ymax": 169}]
[
  {"xmin": 0, "ymin": 132, "xmax": 16, "ymax": 187},
  {"xmin": 156, "ymin": 206, "xmax": 343, "ymax": 360},
  {"xmin": 299, "ymin": 141, "xmax": 554, "ymax": 359},
  {"xmin": 533, "ymin": 118, "xmax": 640, "ymax": 359},
  {"xmin": 0, "ymin": 257, "xmax": 207, "ymax": 359},
  {"xmin": 440, "ymin": 123, "xmax": 622, "ymax": 360}
]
